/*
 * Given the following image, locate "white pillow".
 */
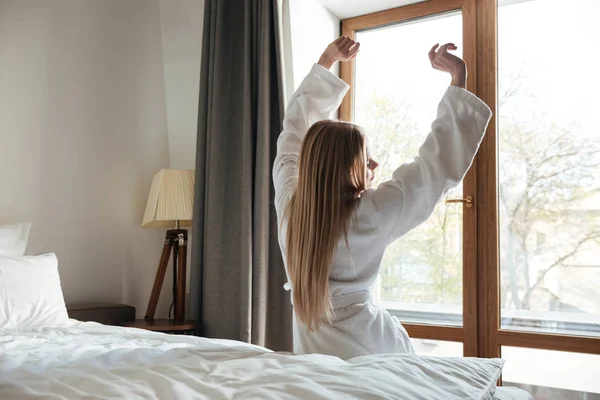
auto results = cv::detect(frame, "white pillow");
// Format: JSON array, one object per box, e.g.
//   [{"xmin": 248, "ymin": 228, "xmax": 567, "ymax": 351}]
[
  {"xmin": 0, "ymin": 253, "xmax": 69, "ymax": 328},
  {"xmin": 0, "ymin": 222, "xmax": 32, "ymax": 256}
]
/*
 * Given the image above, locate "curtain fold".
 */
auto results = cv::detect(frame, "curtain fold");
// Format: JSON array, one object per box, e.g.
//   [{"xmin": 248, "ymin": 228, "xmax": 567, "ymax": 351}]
[{"xmin": 189, "ymin": 0, "xmax": 292, "ymax": 351}]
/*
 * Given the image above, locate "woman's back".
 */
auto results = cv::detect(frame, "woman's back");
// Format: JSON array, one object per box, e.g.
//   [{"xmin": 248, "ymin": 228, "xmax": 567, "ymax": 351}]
[
  {"xmin": 327, "ymin": 194, "xmax": 383, "ymax": 299},
  {"xmin": 273, "ymin": 38, "xmax": 492, "ymax": 359},
  {"xmin": 290, "ymin": 196, "xmax": 414, "ymax": 359}
]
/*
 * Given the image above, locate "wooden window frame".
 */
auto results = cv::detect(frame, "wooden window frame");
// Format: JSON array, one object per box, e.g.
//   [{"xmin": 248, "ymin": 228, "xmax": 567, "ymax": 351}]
[
  {"xmin": 340, "ymin": 0, "xmax": 479, "ymax": 357},
  {"xmin": 340, "ymin": 0, "xmax": 600, "ymax": 359}
]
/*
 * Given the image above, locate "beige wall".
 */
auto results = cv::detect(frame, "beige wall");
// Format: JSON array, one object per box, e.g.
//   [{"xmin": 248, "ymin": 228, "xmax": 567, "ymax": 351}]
[
  {"xmin": 157, "ymin": 0, "xmax": 204, "ymax": 302},
  {"xmin": 289, "ymin": 0, "xmax": 340, "ymax": 89},
  {"xmin": 158, "ymin": 0, "xmax": 203, "ymax": 172},
  {"xmin": 0, "ymin": 0, "xmax": 174, "ymax": 318}
]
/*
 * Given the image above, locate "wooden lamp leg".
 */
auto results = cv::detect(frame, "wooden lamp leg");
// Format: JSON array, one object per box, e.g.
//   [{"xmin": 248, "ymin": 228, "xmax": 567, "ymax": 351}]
[
  {"xmin": 145, "ymin": 234, "xmax": 173, "ymax": 320},
  {"xmin": 172, "ymin": 236, "xmax": 178, "ymax": 317},
  {"xmin": 175, "ymin": 231, "xmax": 188, "ymax": 321}
]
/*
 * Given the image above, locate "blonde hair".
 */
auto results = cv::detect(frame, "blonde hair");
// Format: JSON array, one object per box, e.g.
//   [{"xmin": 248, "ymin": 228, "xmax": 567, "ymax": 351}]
[{"xmin": 286, "ymin": 120, "xmax": 367, "ymax": 332}]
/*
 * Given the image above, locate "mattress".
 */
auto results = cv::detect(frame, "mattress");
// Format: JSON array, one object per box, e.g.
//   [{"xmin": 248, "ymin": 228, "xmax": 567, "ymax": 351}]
[{"xmin": 0, "ymin": 320, "xmax": 508, "ymax": 399}]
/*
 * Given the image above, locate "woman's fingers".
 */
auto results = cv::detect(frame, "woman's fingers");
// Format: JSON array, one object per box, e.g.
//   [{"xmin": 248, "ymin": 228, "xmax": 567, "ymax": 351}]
[
  {"xmin": 346, "ymin": 41, "xmax": 359, "ymax": 53},
  {"xmin": 347, "ymin": 42, "xmax": 361, "ymax": 59},
  {"xmin": 429, "ymin": 43, "xmax": 439, "ymax": 56},
  {"xmin": 429, "ymin": 42, "xmax": 456, "ymax": 60},
  {"xmin": 340, "ymin": 37, "xmax": 358, "ymax": 59},
  {"xmin": 438, "ymin": 43, "xmax": 452, "ymax": 56},
  {"xmin": 439, "ymin": 43, "xmax": 458, "ymax": 57},
  {"xmin": 339, "ymin": 36, "xmax": 352, "ymax": 49},
  {"xmin": 428, "ymin": 43, "xmax": 439, "ymax": 65},
  {"xmin": 343, "ymin": 40, "xmax": 356, "ymax": 53},
  {"xmin": 320, "ymin": 36, "xmax": 361, "ymax": 66},
  {"xmin": 429, "ymin": 42, "xmax": 464, "ymax": 75}
]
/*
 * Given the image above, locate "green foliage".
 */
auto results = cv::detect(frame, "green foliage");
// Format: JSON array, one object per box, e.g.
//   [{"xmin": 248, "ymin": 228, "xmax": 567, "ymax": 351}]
[
  {"xmin": 363, "ymin": 91, "xmax": 600, "ymax": 313},
  {"xmin": 498, "ymin": 116, "xmax": 600, "ymax": 311},
  {"xmin": 361, "ymin": 94, "xmax": 463, "ymax": 306}
]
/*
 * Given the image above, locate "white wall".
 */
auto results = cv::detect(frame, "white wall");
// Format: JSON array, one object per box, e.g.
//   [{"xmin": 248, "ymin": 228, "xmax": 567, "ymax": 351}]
[
  {"xmin": 157, "ymin": 0, "xmax": 204, "ymax": 303},
  {"xmin": 288, "ymin": 0, "xmax": 340, "ymax": 90},
  {"xmin": 0, "ymin": 0, "xmax": 333, "ymax": 319},
  {"xmin": 0, "ymin": 0, "xmax": 174, "ymax": 318},
  {"xmin": 158, "ymin": 0, "xmax": 203, "ymax": 171}
]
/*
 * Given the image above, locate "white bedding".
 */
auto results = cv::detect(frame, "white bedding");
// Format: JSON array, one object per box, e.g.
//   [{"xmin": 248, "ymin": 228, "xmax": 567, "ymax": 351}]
[
  {"xmin": 494, "ymin": 387, "xmax": 534, "ymax": 400},
  {"xmin": 0, "ymin": 321, "xmax": 506, "ymax": 399}
]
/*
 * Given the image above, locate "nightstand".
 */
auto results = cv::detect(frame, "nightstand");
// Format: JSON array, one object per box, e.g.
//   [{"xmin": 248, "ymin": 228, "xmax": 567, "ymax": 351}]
[
  {"xmin": 121, "ymin": 319, "xmax": 199, "ymax": 335},
  {"xmin": 67, "ymin": 304, "xmax": 136, "ymax": 326}
]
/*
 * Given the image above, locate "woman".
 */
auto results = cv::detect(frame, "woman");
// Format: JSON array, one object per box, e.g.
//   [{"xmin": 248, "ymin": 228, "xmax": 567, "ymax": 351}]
[{"xmin": 273, "ymin": 36, "xmax": 492, "ymax": 359}]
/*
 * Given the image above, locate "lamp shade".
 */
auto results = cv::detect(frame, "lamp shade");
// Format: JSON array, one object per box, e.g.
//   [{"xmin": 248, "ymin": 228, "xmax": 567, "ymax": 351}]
[{"xmin": 142, "ymin": 169, "xmax": 195, "ymax": 228}]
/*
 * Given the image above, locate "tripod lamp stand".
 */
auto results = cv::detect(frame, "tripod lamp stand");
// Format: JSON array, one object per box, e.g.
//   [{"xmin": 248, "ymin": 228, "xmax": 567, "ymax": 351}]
[{"xmin": 142, "ymin": 169, "xmax": 194, "ymax": 321}]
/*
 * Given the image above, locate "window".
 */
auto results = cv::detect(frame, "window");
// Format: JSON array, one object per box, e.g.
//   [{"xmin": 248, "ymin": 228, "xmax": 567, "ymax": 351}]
[
  {"xmin": 411, "ymin": 339, "xmax": 463, "ymax": 357},
  {"xmin": 342, "ymin": 0, "xmax": 478, "ymax": 356},
  {"xmin": 498, "ymin": 0, "xmax": 600, "ymax": 339},
  {"xmin": 342, "ymin": 0, "xmax": 600, "ymax": 397},
  {"xmin": 354, "ymin": 11, "xmax": 465, "ymax": 326}
]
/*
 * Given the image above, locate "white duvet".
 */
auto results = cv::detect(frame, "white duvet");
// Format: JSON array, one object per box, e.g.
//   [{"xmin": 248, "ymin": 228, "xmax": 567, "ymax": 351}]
[{"xmin": 0, "ymin": 321, "xmax": 504, "ymax": 399}]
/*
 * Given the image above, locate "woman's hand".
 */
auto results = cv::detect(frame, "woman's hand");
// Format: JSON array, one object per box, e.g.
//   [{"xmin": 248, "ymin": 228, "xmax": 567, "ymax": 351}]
[
  {"xmin": 428, "ymin": 43, "xmax": 467, "ymax": 88},
  {"xmin": 318, "ymin": 36, "xmax": 360, "ymax": 70}
]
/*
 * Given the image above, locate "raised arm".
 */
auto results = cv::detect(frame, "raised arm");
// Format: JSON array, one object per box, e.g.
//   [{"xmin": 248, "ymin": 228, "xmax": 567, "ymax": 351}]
[
  {"xmin": 366, "ymin": 43, "xmax": 493, "ymax": 244},
  {"xmin": 273, "ymin": 37, "xmax": 359, "ymax": 215}
]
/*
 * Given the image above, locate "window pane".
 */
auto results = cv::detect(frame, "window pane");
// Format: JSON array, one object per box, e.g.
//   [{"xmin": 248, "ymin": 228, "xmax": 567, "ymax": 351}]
[
  {"xmin": 502, "ymin": 346, "xmax": 600, "ymax": 398},
  {"xmin": 498, "ymin": 0, "xmax": 600, "ymax": 336},
  {"xmin": 355, "ymin": 12, "xmax": 464, "ymax": 326},
  {"xmin": 410, "ymin": 339, "xmax": 463, "ymax": 357}
]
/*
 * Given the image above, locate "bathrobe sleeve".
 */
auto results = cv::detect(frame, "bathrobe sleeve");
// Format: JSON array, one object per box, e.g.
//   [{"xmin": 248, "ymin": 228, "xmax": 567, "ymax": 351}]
[
  {"xmin": 366, "ymin": 86, "xmax": 493, "ymax": 245},
  {"xmin": 273, "ymin": 63, "xmax": 350, "ymax": 218}
]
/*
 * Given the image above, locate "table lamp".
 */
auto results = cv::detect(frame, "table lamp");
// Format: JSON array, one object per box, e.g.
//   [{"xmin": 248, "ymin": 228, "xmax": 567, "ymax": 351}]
[{"xmin": 142, "ymin": 169, "xmax": 194, "ymax": 321}]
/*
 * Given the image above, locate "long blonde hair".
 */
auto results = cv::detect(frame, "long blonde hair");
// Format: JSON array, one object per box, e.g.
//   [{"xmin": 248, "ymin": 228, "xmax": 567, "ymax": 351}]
[{"xmin": 286, "ymin": 120, "xmax": 367, "ymax": 332}]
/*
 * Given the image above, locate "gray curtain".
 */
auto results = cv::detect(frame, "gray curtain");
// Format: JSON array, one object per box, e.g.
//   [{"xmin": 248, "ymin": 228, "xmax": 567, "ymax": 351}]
[{"xmin": 189, "ymin": 0, "xmax": 293, "ymax": 351}]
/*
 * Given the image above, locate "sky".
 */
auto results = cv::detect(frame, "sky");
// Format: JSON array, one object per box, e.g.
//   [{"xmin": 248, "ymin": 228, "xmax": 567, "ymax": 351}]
[
  {"xmin": 353, "ymin": 0, "xmax": 600, "ymax": 139},
  {"xmin": 354, "ymin": 10, "xmax": 462, "ymax": 133}
]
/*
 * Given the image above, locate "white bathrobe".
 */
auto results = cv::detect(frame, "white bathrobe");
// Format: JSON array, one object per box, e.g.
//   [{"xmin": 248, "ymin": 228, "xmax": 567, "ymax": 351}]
[{"xmin": 273, "ymin": 63, "xmax": 492, "ymax": 360}]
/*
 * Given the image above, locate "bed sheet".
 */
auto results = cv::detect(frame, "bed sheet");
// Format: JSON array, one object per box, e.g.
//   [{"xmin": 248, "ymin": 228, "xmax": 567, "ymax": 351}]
[{"xmin": 0, "ymin": 321, "xmax": 506, "ymax": 399}]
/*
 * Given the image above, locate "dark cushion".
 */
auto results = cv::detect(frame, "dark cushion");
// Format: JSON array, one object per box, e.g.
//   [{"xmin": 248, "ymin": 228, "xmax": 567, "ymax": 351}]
[{"xmin": 66, "ymin": 303, "xmax": 136, "ymax": 325}]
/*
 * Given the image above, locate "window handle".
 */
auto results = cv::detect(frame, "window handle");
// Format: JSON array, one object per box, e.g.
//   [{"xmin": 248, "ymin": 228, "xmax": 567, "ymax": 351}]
[{"xmin": 446, "ymin": 195, "xmax": 473, "ymax": 208}]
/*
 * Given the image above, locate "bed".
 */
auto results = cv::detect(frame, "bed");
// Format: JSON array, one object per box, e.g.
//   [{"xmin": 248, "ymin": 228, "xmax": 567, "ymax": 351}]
[
  {"xmin": 0, "ymin": 231, "xmax": 532, "ymax": 399},
  {"xmin": 0, "ymin": 321, "xmax": 534, "ymax": 400}
]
